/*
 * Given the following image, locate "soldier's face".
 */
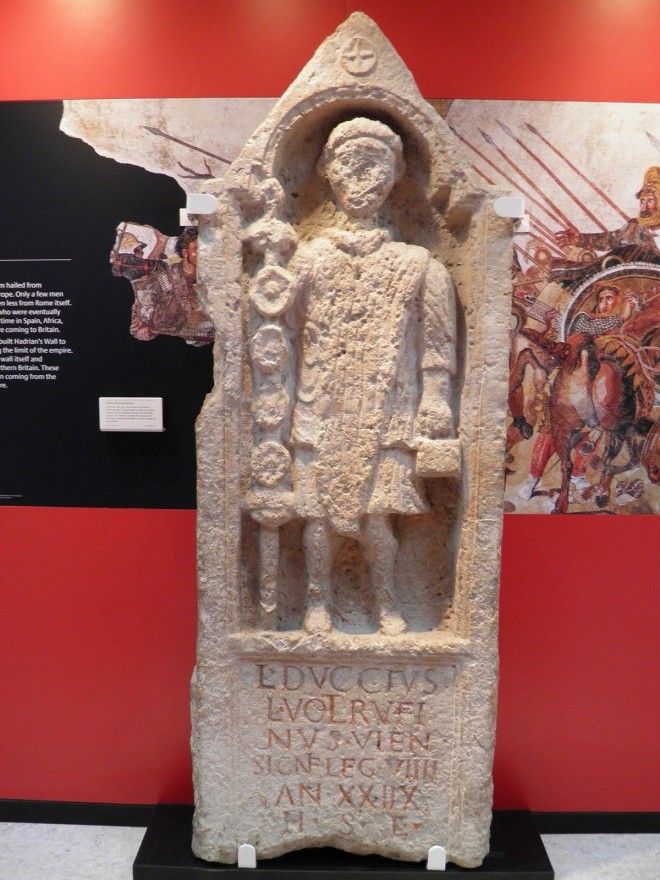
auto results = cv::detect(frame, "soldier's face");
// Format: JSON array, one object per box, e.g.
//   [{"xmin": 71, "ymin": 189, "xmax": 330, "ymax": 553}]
[
  {"xmin": 596, "ymin": 288, "xmax": 618, "ymax": 314},
  {"xmin": 326, "ymin": 138, "xmax": 397, "ymax": 218},
  {"xmin": 184, "ymin": 239, "xmax": 198, "ymax": 266},
  {"xmin": 639, "ymin": 191, "xmax": 657, "ymax": 218}
]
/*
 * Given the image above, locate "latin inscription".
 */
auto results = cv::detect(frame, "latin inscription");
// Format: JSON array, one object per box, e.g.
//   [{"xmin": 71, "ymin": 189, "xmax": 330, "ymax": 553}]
[{"xmin": 238, "ymin": 661, "xmax": 454, "ymax": 842}]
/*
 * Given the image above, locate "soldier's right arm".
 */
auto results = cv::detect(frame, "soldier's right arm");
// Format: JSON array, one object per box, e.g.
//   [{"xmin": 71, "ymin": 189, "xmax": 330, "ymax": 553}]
[
  {"xmin": 285, "ymin": 241, "xmax": 314, "ymax": 328},
  {"xmin": 556, "ymin": 223, "xmax": 629, "ymax": 252}
]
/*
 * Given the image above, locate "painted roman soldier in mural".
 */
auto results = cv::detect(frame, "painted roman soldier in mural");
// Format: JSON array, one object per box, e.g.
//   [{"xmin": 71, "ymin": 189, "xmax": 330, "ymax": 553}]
[
  {"xmin": 556, "ymin": 166, "xmax": 660, "ymax": 260},
  {"xmin": 110, "ymin": 223, "xmax": 213, "ymax": 346}
]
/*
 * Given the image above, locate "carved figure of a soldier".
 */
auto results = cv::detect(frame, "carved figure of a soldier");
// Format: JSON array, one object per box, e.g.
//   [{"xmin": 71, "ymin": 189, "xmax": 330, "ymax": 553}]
[{"xmin": 289, "ymin": 118, "xmax": 457, "ymax": 635}]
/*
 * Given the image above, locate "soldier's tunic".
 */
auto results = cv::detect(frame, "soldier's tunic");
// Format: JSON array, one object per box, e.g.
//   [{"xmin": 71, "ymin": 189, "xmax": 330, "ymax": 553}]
[{"xmin": 289, "ymin": 227, "xmax": 455, "ymax": 537}]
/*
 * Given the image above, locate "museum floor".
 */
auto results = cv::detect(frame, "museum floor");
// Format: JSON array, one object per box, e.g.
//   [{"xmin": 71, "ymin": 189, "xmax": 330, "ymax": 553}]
[{"xmin": 0, "ymin": 823, "xmax": 658, "ymax": 879}]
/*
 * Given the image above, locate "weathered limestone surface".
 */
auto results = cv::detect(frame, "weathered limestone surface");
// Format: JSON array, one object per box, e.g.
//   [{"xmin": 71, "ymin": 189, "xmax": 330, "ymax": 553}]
[{"xmin": 192, "ymin": 13, "xmax": 512, "ymax": 868}]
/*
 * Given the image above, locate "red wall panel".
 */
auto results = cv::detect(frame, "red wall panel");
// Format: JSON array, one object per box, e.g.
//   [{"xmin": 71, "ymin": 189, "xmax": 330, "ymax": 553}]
[
  {"xmin": 1, "ymin": 0, "xmax": 658, "ymax": 809},
  {"xmin": 0, "ymin": 0, "xmax": 658, "ymax": 101},
  {"xmin": 2, "ymin": 510, "xmax": 658, "ymax": 808},
  {"xmin": 1, "ymin": 508, "xmax": 196, "ymax": 803},
  {"xmin": 496, "ymin": 515, "xmax": 659, "ymax": 810}
]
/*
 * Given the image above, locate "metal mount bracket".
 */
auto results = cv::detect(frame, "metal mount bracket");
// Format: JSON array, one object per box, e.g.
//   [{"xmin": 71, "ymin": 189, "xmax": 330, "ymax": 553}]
[
  {"xmin": 180, "ymin": 192, "xmax": 219, "ymax": 226},
  {"xmin": 237, "ymin": 843, "xmax": 257, "ymax": 868},
  {"xmin": 426, "ymin": 844, "xmax": 447, "ymax": 870}
]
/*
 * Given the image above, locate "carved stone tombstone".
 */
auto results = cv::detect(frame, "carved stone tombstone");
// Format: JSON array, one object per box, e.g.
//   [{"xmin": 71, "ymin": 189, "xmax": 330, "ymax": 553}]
[{"xmin": 192, "ymin": 13, "xmax": 512, "ymax": 868}]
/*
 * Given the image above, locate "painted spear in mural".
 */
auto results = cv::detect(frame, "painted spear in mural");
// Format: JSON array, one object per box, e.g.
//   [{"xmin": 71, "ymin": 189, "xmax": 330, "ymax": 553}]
[
  {"xmin": 465, "ymin": 135, "xmax": 567, "ymax": 256},
  {"xmin": 478, "ymin": 128, "xmax": 577, "ymax": 231},
  {"xmin": 647, "ymin": 131, "xmax": 660, "ymax": 154},
  {"xmin": 528, "ymin": 222, "xmax": 564, "ymax": 254},
  {"xmin": 474, "ymin": 163, "xmax": 561, "ymax": 257},
  {"xmin": 471, "ymin": 164, "xmax": 496, "ymax": 186},
  {"xmin": 529, "ymin": 233, "xmax": 565, "ymax": 259},
  {"xmin": 513, "ymin": 243, "xmax": 554, "ymax": 274},
  {"xmin": 475, "ymin": 163, "xmax": 560, "ymax": 256},
  {"xmin": 496, "ymin": 120, "xmax": 608, "ymax": 231},
  {"xmin": 143, "ymin": 126, "xmax": 232, "ymax": 164},
  {"xmin": 523, "ymin": 214, "xmax": 568, "ymax": 254},
  {"xmin": 527, "ymin": 122, "xmax": 630, "ymax": 222},
  {"xmin": 449, "ymin": 124, "xmax": 567, "ymax": 229}
]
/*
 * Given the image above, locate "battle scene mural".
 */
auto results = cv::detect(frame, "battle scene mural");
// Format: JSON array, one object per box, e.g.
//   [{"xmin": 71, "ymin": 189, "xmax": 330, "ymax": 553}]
[
  {"xmin": 445, "ymin": 101, "xmax": 659, "ymax": 514},
  {"xmin": 61, "ymin": 98, "xmax": 659, "ymax": 514}
]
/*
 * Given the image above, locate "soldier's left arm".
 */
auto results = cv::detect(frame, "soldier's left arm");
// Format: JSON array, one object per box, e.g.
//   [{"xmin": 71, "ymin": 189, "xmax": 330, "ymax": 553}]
[{"xmin": 415, "ymin": 256, "xmax": 457, "ymax": 439}]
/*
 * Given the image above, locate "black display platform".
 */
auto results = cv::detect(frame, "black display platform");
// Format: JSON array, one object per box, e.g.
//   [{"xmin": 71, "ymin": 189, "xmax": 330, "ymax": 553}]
[{"xmin": 133, "ymin": 806, "xmax": 554, "ymax": 879}]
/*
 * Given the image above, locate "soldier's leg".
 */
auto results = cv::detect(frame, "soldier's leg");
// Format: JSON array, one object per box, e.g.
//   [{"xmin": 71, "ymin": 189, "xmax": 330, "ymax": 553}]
[
  {"xmin": 302, "ymin": 518, "xmax": 333, "ymax": 634},
  {"xmin": 364, "ymin": 514, "xmax": 407, "ymax": 636}
]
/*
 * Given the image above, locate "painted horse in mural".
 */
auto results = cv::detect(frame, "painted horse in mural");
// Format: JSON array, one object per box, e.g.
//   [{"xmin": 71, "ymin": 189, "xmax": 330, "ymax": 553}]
[
  {"xmin": 640, "ymin": 420, "xmax": 660, "ymax": 485},
  {"xmin": 549, "ymin": 335, "xmax": 654, "ymax": 512},
  {"xmin": 548, "ymin": 267, "xmax": 659, "ymax": 513}
]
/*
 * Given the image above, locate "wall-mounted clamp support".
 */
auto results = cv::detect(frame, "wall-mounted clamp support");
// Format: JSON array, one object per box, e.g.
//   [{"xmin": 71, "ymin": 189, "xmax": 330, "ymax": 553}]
[
  {"xmin": 493, "ymin": 194, "xmax": 529, "ymax": 233},
  {"xmin": 180, "ymin": 192, "xmax": 219, "ymax": 226}
]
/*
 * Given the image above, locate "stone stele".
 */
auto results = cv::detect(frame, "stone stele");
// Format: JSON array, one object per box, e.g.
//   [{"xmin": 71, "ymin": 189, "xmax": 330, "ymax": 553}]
[{"xmin": 192, "ymin": 12, "xmax": 512, "ymax": 869}]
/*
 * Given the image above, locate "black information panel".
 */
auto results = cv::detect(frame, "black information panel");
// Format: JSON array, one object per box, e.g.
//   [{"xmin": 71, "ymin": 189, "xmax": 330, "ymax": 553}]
[{"xmin": 0, "ymin": 102, "xmax": 212, "ymax": 508}]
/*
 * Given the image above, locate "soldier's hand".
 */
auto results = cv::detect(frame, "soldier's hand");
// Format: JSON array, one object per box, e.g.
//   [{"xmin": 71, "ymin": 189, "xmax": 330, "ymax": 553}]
[
  {"xmin": 414, "ymin": 398, "xmax": 453, "ymax": 439},
  {"xmin": 555, "ymin": 228, "xmax": 579, "ymax": 249},
  {"xmin": 621, "ymin": 292, "xmax": 639, "ymax": 321}
]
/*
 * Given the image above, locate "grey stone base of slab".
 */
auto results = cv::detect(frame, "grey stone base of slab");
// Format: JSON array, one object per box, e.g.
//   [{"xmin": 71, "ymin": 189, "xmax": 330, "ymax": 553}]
[{"xmin": 134, "ymin": 805, "xmax": 553, "ymax": 879}]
